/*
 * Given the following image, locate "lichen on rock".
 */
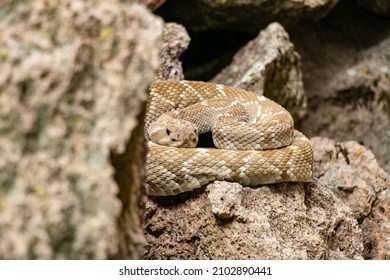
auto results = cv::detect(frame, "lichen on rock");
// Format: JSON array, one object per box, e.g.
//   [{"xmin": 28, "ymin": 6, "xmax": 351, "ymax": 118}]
[{"xmin": 0, "ymin": 0, "xmax": 163, "ymax": 259}]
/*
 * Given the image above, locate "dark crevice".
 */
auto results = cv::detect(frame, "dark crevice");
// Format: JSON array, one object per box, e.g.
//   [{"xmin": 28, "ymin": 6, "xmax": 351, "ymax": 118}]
[
  {"xmin": 335, "ymin": 143, "xmax": 350, "ymax": 165},
  {"xmin": 181, "ymin": 30, "xmax": 254, "ymax": 81},
  {"xmin": 356, "ymin": 194, "xmax": 378, "ymax": 225},
  {"xmin": 197, "ymin": 131, "xmax": 215, "ymax": 148},
  {"xmin": 332, "ymin": 87, "xmax": 376, "ymax": 110},
  {"xmin": 145, "ymin": 224, "xmax": 165, "ymax": 238}
]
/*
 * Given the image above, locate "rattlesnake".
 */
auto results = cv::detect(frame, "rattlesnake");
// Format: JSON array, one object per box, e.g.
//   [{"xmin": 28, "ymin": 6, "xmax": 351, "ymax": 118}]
[{"xmin": 145, "ymin": 80, "xmax": 313, "ymax": 196}]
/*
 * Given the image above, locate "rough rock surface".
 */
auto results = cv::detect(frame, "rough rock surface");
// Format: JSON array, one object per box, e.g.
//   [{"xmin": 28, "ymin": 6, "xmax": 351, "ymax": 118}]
[
  {"xmin": 311, "ymin": 137, "xmax": 390, "ymax": 259},
  {"xmin": 155, "ymin": 22, "xmax": 190, "ymax": 81},
  {"xmin": 0, "ymin": 0, "xmax": 163, "ymax": 259},
  {"xmin": 290, "ymin": 0, "xmax": 390, "ymax": 174},
  {"xmin": 155, "ymin": 0, "xmax": 341, "ymax": 32},
  {"xmin": 357, "ymin": 0, "xmax": 390, "ymax": 16},
  {"xmin": 144, "ymin": 181, "xmax": 363, "ymax": 260},
  {"xmin": 212, "ymin": 22, "xmax": 306, "ymax": 123}
]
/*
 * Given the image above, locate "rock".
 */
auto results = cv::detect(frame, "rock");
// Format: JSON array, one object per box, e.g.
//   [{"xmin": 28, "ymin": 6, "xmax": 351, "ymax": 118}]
[
  {"xmin": 155, "ymin": 0, "xmax": 340, "ymax": 33},
  {"xmin": 0, "ymin": 0, "xmax": 163, "ymax": 259},
  {"xmin": 357, "ymin": 0, "xmax": 390, "ymax": 16},
  {"xmin": 207, "ymin": 182, "xmax": 243, "ymax": 219},
  {"xmin": 311, "ymin": 137, "xmax": 390, "ymax": 259},
  {"xmin": 144, "ymin": 181, "xmax": 363, "ymax": 260},
  {"xmin": 305, "ymin": 41, "xmax": 390, "ymax": 172},
  {"xmin": 290, "ymin": 0, "xmax": 390, "ymax": 174},
  {"xmin": 156, "ymin": 22, "xmax": 190, "ymax": 81},
  {"xmin": 212, "ymin": 22, "xmax": 306, "ymax": 123},
  {"xmin": 140, "ymin": 0, "xmax": 166, "ymax": 11}
]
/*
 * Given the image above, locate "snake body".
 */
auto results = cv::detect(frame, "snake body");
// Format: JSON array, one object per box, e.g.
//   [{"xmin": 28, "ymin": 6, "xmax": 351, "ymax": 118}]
[{"xmin": 145, "ymin": 80, "xmax": 313, "ymax": 196}]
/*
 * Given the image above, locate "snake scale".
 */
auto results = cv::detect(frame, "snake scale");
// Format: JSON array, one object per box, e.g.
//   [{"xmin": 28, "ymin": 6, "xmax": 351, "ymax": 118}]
[{"xmin": 145, "ymin": 80, "xmax": 313, "ymax": 196}]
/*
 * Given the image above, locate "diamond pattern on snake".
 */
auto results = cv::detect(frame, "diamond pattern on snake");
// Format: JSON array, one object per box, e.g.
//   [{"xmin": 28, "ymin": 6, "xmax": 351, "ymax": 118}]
[{"xmin": 145, "ymin": 80, "xmax": 313, "ymax": 196}]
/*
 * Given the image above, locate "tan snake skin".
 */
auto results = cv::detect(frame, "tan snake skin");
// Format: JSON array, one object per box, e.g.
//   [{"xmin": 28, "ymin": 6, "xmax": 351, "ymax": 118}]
[{"xmin": 145, "ymin": 80, "xmax": 313, "ymax": 196}]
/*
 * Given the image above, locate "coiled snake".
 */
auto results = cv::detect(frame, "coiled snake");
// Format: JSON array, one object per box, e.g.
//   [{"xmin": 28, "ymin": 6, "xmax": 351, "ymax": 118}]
[{"xmin": 145, "ymin": 80, "xmax": 313, "ymax": 196}]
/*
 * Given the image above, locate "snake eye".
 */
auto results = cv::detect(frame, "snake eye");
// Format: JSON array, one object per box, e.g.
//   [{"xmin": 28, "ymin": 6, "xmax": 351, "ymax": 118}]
[{"xmin": 166, "ymin": 128, "xmax": 171, "ymax": 136}]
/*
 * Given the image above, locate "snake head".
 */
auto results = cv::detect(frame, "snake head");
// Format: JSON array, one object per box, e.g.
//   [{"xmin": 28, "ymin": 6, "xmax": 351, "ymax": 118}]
[{"xmin": 147, "ymin": 115, "xmax": 199, "ymax": 148}]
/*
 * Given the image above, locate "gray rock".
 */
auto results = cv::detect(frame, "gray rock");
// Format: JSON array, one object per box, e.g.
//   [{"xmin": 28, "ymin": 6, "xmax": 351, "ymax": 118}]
[
  {"xmin": 144, "ymin": 181, "xmax": 363, "ymax": 260},
  {"xmin": 212, "ymin": 23, "xmax": 307, "ymax": 123},
  {"xmin": 311, "ymin": 137, "xmax": 390, "ymax": 259},
  {"xmin": 156, "ymin": 0, "xmax": 341, "ymax": 32},
  {"xmin": 290, "ymin": 1, "xmax": 390, "ymax": 174},
  {"xmin": 0, "ymin": 0, "xmax": 163, "ymax": 259},
  {"xmin": 156, "ymin": 22, "xmax": 190, "ymax": 81}
]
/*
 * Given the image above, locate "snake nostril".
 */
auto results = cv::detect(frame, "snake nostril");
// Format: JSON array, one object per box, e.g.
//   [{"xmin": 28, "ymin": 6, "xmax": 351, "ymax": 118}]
[
  {"xmin": 166, "ymin": 128, "xmax": 171, "ymax": 136},
  {"xmin": 171, "ymin": 138, "xmax": 176, "ymax": 142}
]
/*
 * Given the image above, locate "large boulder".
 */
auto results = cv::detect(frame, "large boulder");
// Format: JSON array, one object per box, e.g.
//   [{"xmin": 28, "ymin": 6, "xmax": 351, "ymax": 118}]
[
  {"xmin": 290, "ymin": 0, "xmax": 390, "ymax": 174},
  {"xmin": 212, "ymin": 22, "xmax": 306, "ymax": 124},
  {"xmin": 144, "ymin": 181, "xmax": 363, "ymax": 260},
  {"xmin": 155, "ymin": 0, "xmax": 341, "ymax": 32}
]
